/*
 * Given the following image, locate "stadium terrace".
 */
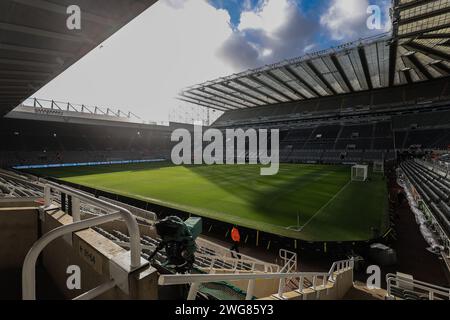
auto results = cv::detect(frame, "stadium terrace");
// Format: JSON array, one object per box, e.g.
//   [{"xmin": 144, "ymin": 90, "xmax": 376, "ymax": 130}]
[{"xmin": 0, "ymin": 0, "xmax": 449, "ymax": 304}]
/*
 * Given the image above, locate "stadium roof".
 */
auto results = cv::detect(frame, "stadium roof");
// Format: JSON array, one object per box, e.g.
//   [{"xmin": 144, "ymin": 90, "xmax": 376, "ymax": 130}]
[
  {"xmin": 0, "ymin": 0, "xmax": 158, "ymax": 117},
  {"xmin": 180, "ymin": 0, "xmax": 450, "ymax": 112}
]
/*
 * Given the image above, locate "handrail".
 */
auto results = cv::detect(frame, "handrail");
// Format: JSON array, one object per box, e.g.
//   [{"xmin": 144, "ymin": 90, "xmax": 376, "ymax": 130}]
[
  {"xmin": 196, "ymin": 237, "xmax": 280, "ymax": 272},
  {"xmin": 159, "ymin": 271, "xmax": 330, "ymax": 285},
  {"xmin": 23, "ymin": 213, "xmax": 121, "ymax": 300},
  {"xmin": 279, "ymin": 249, "xmax": 297, "ymax": 273},
  {"xmin": 386, "ymin": 273, "xmax": 450, "ymax": 300},
  {"xmin": 45, "ymin": 181, "xmax": 142, "ymax": 267},
  {"xmin": 158, "ymin": 258, "xmax": 354, "ymax": 300},
  {"xmin": 116, "ymin": 241, "xmax": 278, "ymax": 273},
  {"xmin": 22, "ymin": 181, "xmax": 144, "ymax": 300},
  {"xmin": 73, "ymin": 280, "xmax": 117, "ymax": 300}
]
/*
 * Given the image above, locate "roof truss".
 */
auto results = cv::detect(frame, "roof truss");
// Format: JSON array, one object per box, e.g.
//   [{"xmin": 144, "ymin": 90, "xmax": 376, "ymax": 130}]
[{"xmin": 179, "ymin": 0, "xmax": 450, "ymax": 112}]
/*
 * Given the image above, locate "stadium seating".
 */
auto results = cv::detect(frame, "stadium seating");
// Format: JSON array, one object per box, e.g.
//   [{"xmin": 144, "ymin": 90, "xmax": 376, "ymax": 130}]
[
  {"xmin": 400, "ymin": 160, "xmax": 450, "ymax": 237},
  {"xmin": 1, "ymin": 104, "xmax": 450, "ymax": 168},
  {"xmin": 0, "ymin": 118, "xmax": 174, "ymax": 167},
  {"xmin": 213, "ymin": 79, "xmax": 450, "ymax": 127}
]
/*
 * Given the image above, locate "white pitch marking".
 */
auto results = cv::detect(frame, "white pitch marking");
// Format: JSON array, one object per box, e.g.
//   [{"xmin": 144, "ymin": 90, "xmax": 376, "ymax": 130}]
[{"xmin": 298, "ymin": 180, "xmax": 352, "ymax": 232}]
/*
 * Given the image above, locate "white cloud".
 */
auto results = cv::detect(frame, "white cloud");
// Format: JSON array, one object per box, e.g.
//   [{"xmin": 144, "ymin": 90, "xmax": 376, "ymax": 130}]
[
  {"xmin": 320, "ymin": 0, "xmax": 371, "ymax": 41},
  {"xmin": 217, "ymin": 0, "xmax": 319, "ymax": 70},
  {"xmin": 32, "ymin": 0, "xmax": 392, "ymax": 124},
  {"xmin": 32, "ymin": 0, "xmax": 235, "ymax": 123},
  {"xmin": 239, "ymin": 0, "xmax": 289, "ymax": 34},
  {"xmin": 320, "ymin": 0, "xmax": 391, "ymax": 41}
]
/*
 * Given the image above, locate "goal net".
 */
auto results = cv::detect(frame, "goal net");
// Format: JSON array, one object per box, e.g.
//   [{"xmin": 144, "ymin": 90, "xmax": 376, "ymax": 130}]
[
  {"xmin": 352, "ymin": 165, "xmax": 368, "ymax": 182},
  {"xmin": 373, "ymin": 161, "xmax": 384, "ymax": 173}
]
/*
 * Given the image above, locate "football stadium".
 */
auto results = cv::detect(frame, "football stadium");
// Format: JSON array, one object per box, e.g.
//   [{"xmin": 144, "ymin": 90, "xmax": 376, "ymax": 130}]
[{"xmin": 0, "ymin": 0, "xmax": 450, "ymax": 305}]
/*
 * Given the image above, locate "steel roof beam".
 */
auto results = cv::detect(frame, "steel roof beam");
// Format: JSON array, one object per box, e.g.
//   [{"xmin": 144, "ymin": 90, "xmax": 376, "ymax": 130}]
[
  {"xmin": 0, "ymin": 43, "xmax": 74, "ymax": 58},
  {"xmin": 0, "ymin": 79, "xmax": 44, "ymax": 84},
  {"xmin": 0, "ymin": 91, "xmax": 26, "ymax": 96},
  {"xmin": 0, "ymin": 101, "xmax": 21, "ymax": 105},
  {"xmin": 330, "ymin": 54, "xmax": 354, "ymax": 93},
  {"xmin": 178, "ymin": 96, "xmax": 230, "ymax": 112},
  {"xmin": 405, "ymin": 54, "xmax": 433, "ymax": 80},
  {"xmin": 417, "ymin": 33, "xmax": 450, "ymax": 39},
  {"xmin": 398, "ymin": 6, "xmax": 450, "ymax": 25},
  {"xmin": 282, "ymin": 66, "xmax": 320, "ymax": 97},
  {"xmin": 404, "ymin": 41, "xmax": 450, "ymax": 62},
  {"xmin": 177, "ymin": 97, "xmax": 228, "ymax": 112},
  {"xmin": 0, "ymin": 22, "xmax": 89, "ymax": 43},
  {"xmin": 0, "ymin": 85, "xmax": 36, "ymax": 90},
  {"xmin": 402, "ymin": 69, "xmax": 413, "ymax": 84},
  {"xmin": 219, "ymin": 82, "xmax": 268, "ymax": 105},
  {"xmin": 0, "ymin": 58, "xmax": 60, "ymax": 69},
  {"xmin": 12, "ymin": 0, "xmax": 115, "ymax": 26},
  {"xmin": 0, "ymin": 91, "xmax": 31, "ymax": 96},
  {"xmin": 264, "ymin": 71, "xmax": 306, "ymax": 99},
  {"xmin": 429, "ymin": 61, "xmax": 450, "ymax": 75},
  {"xmin": 0, "ymin": 70, "xmax": 52, "ymax": 77},
  {"xmin": 396, "ymin": 0, "xmax": 437, "ymax": 10},
  {"xmin": 358, "ymin": 46, "xmax": 373, "ymax": 90},
  {"xmin": 186, "ymin": 90, "xmax": 244, "ymax": 109},
  {"xmin": 388, "ymin": 41, "xmax": 398, "ymax": 87},
  {"xmin": 194, "ymin": 88, "xmax": 250, "ymax": 109},
  {"xmin": 232, "ymin": 78, "xmax": 283, "ymax": 103},
  {"xmin": 249, "ymin": 74, "xmax": 295, "ymax": 102},
  {"xmin": 390, "ymin": 0, "xmax": 400, "ymax": 86},
  {"xmin": 304, "ymin": 61, "xmax": 337, "ymax": 95},
  {"xmin": 182, "ymin": 93, "xmax": 237, "ymax": 111},
  {"xmin": 397, "ymin": 22, "xmax": 450, "ymax": 39},
  {"xmin": 206, "ymin": 85, "xmax": 260, "ymax": 107}
]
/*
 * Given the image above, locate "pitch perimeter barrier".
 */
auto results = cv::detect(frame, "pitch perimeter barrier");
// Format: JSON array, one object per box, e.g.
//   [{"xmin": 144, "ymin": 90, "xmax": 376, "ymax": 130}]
[{"xmin": 12, "ymin": 158, "xmax": 166, "ymax": 170}]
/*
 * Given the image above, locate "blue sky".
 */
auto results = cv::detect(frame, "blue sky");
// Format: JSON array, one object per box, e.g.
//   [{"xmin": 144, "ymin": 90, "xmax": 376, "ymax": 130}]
[
  {"xmin": 209, "ymin": 0, "xmax": 392, "ymax": 67},
  {"xmin": 209, "ymin": 0, "xmax": 391, "ymax": 30},
  {"xmin": 209, "ymin": 0, "xmax": 262, "ymax": 26},
  {"xmin": 34, "ymin": 0, "xmax": 393, "ymax": 123}
]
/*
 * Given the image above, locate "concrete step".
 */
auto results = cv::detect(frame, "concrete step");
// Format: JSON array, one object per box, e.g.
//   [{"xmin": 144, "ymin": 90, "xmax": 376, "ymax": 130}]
[{"xmin": 343, "ymin": 281, "xmax": 387, "ymax": 300}]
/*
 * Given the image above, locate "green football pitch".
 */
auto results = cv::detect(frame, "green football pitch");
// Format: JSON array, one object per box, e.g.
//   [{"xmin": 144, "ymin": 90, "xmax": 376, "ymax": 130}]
[{"xmin": 31, "ymin": 163, "xmax": 388, "ymax": 242}]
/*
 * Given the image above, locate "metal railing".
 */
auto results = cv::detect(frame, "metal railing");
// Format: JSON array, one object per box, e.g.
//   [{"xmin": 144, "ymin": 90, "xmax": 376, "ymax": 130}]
[
  {"xmin": 386, "ymin": 273, "xmax": 450, "ymax": 300},
  {"xmin": 20, "ymin": 98, "xmax": 141, "ymax": 120},
  {"xmin": 22, "ymin": 181, "xmax": 146, "ymax": 300},
  {"xmin": 279, "ymin": 249, "xmax": 297, "ymax": 273},
  {"xmin": 196, "ymin": 238, "xmax": 281, "ymax": 273},
  {"xmin": 158, "ymin": 258, "xmax": 354, "ymax": 300}
]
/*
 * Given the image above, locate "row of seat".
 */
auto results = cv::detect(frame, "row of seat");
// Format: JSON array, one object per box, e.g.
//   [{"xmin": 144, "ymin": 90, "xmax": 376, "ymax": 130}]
[
  {"xmin": 401, "ymin": 161, "xmax": 450, "ymax": 237},
  {"xmin": 0, "ymin": 174, "xmax": 42, "ymax": 198},
  {"xmin": 92, "ymin": 227, "xmax": 254, "ymax": 272}
]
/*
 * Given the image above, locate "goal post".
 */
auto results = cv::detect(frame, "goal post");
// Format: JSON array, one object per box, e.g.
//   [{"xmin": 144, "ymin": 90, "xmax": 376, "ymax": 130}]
[
  {"xmin": 373, "ymin": 160, "xmax": 384, "ymax": 173},
  {"xmin": 352, "ymin": 165, "xmax": 368, "ymax": 182}
]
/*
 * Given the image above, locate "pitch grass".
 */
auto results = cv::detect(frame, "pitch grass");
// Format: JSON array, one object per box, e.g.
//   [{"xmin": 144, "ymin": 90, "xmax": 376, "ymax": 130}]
[{"xmin": 32, "ymin": 163, "xmax": 388, "ymax": 242}]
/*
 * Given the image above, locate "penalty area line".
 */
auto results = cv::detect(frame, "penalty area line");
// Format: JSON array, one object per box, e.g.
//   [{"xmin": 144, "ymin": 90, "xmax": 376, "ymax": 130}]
[{"xmin": 298, "ymin": 180, "xmax": 352, "ymax": 232}]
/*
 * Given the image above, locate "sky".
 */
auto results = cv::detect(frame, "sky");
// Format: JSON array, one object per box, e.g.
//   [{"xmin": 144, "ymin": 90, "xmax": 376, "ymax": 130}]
[{"xmin": 33, "ymin": 0, "xmax": 393, "ymax": 123}]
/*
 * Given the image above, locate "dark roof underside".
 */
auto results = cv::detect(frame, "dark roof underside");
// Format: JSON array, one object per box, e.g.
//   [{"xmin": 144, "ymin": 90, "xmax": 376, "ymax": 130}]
[{"xmin": 0, "ymin": 0, "xmax": 158, "ymax": 116}]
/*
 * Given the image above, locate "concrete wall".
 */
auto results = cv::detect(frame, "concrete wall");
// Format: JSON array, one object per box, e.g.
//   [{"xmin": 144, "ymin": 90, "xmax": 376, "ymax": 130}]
[
  {"xmin": 41, "ymin": 210, "xmax": 158, "ymax": 300},
  {"xmin": 0, "ymin": 207, "xmax": 38, "ymax": 270}
]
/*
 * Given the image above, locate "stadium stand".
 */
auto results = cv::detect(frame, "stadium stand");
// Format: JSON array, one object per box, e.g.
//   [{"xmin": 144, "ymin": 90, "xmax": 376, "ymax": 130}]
[
  {"xmin": 2, "ymin": 0, "xmax": 450, "ymax": 302},
  {"xmin": 2, "ymin": 104, "xmax": 449, "ymax": 168},
  {"xmin": 0, "ymin": 117, "xmax": 176, "ymax": 167},
  {"xmin": 400, "ymin": 160, "xmax": 450, "ymax": 237}
]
